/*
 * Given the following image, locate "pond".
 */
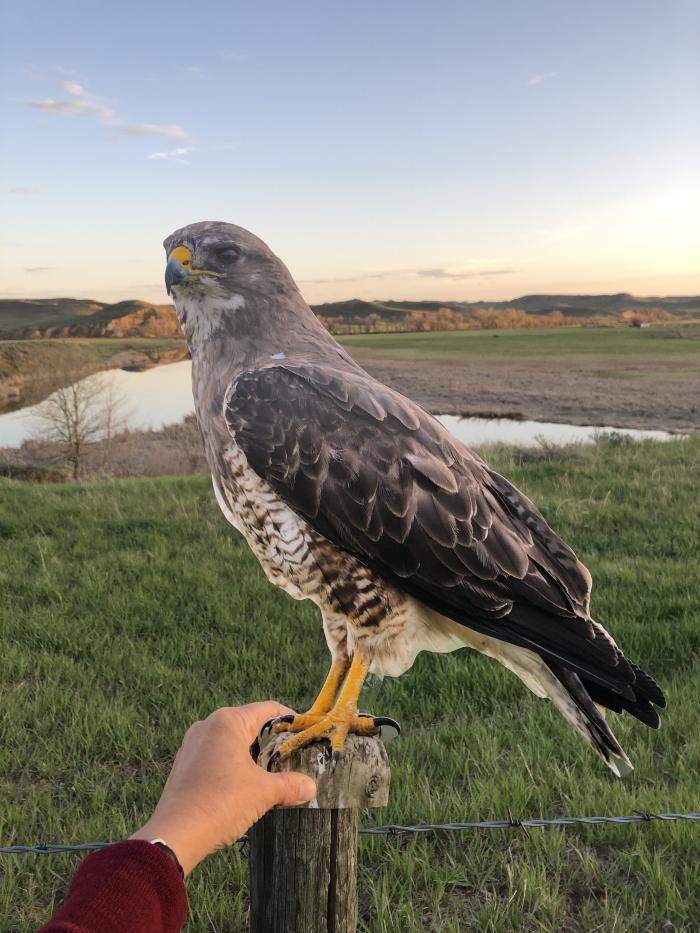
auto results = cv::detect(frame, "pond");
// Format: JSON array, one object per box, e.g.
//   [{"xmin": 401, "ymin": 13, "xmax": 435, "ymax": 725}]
[
  {"xmin": 0, "ymin": 359, "xmax": 682, "ymax": 450},
  {"xmin": 437, "ymin": 414, "xmax": 678, "ymax": 448},
  {"xmin": 0, "ymin": 360, "xmax": 195, "ymax": 449}
]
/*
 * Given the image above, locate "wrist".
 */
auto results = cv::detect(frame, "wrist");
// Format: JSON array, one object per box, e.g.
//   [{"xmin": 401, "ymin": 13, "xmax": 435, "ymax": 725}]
[{"xmin": 130, "ymin": 813, "xmax": 211, "ymax": 877}]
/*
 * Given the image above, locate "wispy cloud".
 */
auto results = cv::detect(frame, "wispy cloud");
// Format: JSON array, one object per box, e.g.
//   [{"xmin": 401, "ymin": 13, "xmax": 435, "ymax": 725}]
[
  {"xmin": 187, "ymin": 65, "xmax": 204, "ymax": 74},
  {"xmin": 119, "ymin": 123, "xmax": 189, "ymax": 139},
  {"xmin": 26, "ymin": 80, "xmax": 190, "ymax": 141},
  {"xmin": 28, "ymin": 95, "xmax": 113, "ymax": 120},
  {"xmin": 24, "ymin": 266, "xmax": 53, "ymax": 273},
  {"xmin": 56, "ymin": 64, "xmax": 86, "ymax": 78},
  {"xmin": 147, "ymin": 147, "xmax": 195, "ymax": 163},
  {"xmin": 9, "ymin": 186, "xmax": 37, "ymax": 195},
  {"xmin": 221, "ymin": 49, "xmax": 244, "ymax": 62},
  {"xmin": 60, "ymin": 79, "xmax": 87, "ymax": 96},
  {"xmin": 527, "ymin": 71, "xmax": 556, "ymax": 86},
  {"xmin": 300, "ymin": 265, "xmax": 515, "ymax": 285},
  {"xmin": 415, "ymin": 266, "xmax": 514, "ymax": 280}
]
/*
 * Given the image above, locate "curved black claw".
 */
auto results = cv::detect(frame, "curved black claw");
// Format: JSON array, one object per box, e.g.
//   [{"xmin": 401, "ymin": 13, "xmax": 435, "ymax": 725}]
[
  {"xmin": 373, "ymin": 716, "xmax": 401, "ymax": 739},
  {"xmin": 331, "ymin": 750, "xmax": 341, "ymax": 772},
  {"xmin": 259, "ymin": 717, "xmax": 275, "ymax": 739},
  {"xmin": 259, "ymin": 714, "xmax": 294, "ymax": 740},
  {"xmin": 357, "ymin": 714, "xmax": 401, "ymax": 742},
  {"xmin": 266, "ymin": 750, "xmax": 281, "ymax": 772}
]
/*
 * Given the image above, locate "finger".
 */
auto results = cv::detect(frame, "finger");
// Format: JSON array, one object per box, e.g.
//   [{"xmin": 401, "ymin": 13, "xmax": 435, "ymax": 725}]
[
  {"xmin": 266, "ymin": 770, "xmax": 317, "ymax": 808},
  {"xmin": 202, "ymin": 703, "xmax": 296, "ymax": 744},
  {"xmin": 180, "ymin": 720, "xmax": 204, "ymax": 746},
  {"xmin": 168, "ymin": 720, "xmax": 204, "ymax": 773},
  {"xmin": 239, "ymin": 702, "xmax": 295, "ymax": 740}
]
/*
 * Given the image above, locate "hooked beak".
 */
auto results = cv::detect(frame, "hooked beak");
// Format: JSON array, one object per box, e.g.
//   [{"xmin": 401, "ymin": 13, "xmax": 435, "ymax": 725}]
[{"xmin": 165, "ymin": 256, "xmax": 190, "ymax": 296}]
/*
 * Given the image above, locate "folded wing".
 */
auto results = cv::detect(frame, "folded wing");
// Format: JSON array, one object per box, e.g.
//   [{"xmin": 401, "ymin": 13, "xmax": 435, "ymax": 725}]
[{"xmin": 224, "ymin": 363, "xmax": 665, "ymax": 725}]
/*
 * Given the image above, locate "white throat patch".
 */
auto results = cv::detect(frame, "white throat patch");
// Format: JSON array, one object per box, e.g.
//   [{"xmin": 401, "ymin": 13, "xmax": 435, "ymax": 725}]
[{"xmin": 174, "ymin": 290, "xmax": 245, "ymax": 347}]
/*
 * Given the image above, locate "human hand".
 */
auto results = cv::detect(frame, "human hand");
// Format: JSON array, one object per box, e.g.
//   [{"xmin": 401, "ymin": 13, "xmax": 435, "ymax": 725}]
[{"xmin": 130, "ymin": 702, "xmax": 316, "ymax": 875}]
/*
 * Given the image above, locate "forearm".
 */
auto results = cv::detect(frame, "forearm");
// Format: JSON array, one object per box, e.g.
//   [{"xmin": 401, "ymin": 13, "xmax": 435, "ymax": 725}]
[
  {"xmin": 36, "ymin": 703, "xmax": 315, "ymax": 933},
  {"xmin": 37, "ymin": 841, "xmax": 187, "ymax": 933}
]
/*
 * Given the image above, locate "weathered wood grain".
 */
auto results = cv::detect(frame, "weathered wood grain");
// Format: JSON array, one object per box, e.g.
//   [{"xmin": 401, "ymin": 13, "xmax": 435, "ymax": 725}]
[{"xmin": 249, "ymin": 735, "xmax": 390, "ymax": 932}]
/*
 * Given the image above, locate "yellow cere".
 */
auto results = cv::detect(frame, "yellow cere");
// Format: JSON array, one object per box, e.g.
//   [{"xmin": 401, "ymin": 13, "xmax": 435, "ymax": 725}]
[{"xmin": 169, "ymin": 245, "xmax": 193, "ymax": 267}]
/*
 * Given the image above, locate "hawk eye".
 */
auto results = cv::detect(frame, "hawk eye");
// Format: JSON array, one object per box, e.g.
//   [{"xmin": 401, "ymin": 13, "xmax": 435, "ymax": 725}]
[{"xmin": 215, "ymin": 244, "xmax": 241, "ymax": 264}]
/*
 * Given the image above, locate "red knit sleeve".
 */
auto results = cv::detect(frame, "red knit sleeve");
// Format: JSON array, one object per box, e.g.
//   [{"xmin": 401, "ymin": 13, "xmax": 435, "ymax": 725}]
[{"xmin": 37, "ymin": 841, "xmax": 188, "ymax": 933}]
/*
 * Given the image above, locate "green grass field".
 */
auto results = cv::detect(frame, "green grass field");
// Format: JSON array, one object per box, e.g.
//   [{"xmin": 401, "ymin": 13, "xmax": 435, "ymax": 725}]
[
  {"xmin": 340, "ymin": 324, "xmax": 700, "ymax": 360},
  {"xmin": 1, "ymin": 437, "xmax": 699, "ymax": 931},
  {"xmin": 0, "ymin": 337, "xmax": 186, "ymax": 376}
]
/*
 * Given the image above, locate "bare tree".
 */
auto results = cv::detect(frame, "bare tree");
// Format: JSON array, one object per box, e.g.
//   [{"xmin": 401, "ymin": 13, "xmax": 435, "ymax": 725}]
[{"xmin": 32, "ymin": 372, "xmax": 131, "ymax": 480}]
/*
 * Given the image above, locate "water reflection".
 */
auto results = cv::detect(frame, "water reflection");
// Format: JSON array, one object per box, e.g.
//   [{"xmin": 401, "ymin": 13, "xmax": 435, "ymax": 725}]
[
  {"xmin": 0, "ymin": 360, "xmax": 194, "ymax": 448},
  {"xmin": 0, "ymin": 359, "xmax": 682, "ymax": 449},
  {"xmin": 436, "ymin": 414, "xmax": 679, "ymax": 448}
]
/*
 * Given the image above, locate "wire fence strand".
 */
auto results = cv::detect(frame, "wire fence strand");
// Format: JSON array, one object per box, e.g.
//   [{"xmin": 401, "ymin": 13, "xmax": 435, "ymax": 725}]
[
  {"xmin": 359, "ymin": 812, "xmax": 700, "ymax": 835},
  {"xmin": 2, "ymin": 811, "xmax": 698, "ymax": 856}
]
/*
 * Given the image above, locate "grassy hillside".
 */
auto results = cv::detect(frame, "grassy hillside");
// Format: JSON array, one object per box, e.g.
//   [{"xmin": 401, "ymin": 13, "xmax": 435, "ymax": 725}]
[
  {"xmin": 0, "ymin": 299, "xmax": 106, "ymax": 334},
  {"xmin": 1, "ymin": 436, "xmax": 698, "ymax": 931},
  {"xmin": 507, "ymin": 293, "xmax": 700, "ymax": 315},
  {"xmin": 340, "ymin": 323, "xmax": 700, "ymax": 359},
  {"xmin": 0, "ymin": 299, "xmax": 181, "ymax": 339}
]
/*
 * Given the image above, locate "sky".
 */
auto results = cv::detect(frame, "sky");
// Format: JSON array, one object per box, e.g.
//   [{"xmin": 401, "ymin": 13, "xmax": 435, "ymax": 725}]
[{"xmin": 1, "ymin": 0, "xmax": 699, "ymax": 305}]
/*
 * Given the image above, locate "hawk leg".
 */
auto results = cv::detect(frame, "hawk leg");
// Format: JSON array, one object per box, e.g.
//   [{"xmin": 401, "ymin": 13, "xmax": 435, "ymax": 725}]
[
  {"xmin": 268, "ymin": 655, "xmax": 378, "ymax": 768},
  {"xmin": 271, "ymin": 658, "xmax": 350, "ymax": 734}
]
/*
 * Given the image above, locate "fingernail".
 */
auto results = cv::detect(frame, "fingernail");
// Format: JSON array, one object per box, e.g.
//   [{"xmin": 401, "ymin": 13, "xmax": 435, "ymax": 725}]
[{"xmin": 295, "ymin": 776, "xmax": 316, "ymax": 803}]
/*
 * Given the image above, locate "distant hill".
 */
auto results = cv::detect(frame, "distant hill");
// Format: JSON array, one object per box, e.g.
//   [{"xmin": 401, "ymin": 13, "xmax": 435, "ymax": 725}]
[
  {"xmin": 0, "ymin": 298, "xmax": 181, "ymax": 339},
  {"xmin": 311, "ymin": 299, "xmax": 411, "ymax": 321},
  {"xmin": 1, "ymin": 293, "xmax": 698, "ymax": 339},
  {"xmin": 320, "ymin": 294, "xmax": 700, "ymax": 317},
  {"xmin": 310, "ymin": 294, "xmax": 700, "ymax": 333},
  {"xmin": 506, "ymin": 293, "xmax": 700, "ymax": 316}
]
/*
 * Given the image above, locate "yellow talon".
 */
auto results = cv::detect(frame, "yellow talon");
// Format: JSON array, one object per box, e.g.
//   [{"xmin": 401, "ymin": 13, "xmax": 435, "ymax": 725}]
[
  {"xmin": 274, "ymin": 712, "xmax": 380, "ymax": 739},
  {"xmin": 272, "ymin": 658, "xmax": 349, "ymax": 735},
  {"xmin": 274, "ymin": 655, "xmax": 372, "ymax": 763}
]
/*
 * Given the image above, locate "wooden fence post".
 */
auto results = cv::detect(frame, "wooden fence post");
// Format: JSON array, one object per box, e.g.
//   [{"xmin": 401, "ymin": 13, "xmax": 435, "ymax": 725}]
[{"xmin": 249, "ymin": 733, "xmax": 391, "ymax": 933}]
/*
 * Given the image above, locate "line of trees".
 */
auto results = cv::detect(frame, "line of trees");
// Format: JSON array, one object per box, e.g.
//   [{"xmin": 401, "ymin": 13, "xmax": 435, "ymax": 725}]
[{"xmin": 317, "ymin": 306, "xmax": 682, "ymax": 335}]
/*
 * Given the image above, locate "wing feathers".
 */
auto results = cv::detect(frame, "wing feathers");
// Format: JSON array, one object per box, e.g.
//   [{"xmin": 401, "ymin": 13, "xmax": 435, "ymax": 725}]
[
  {"xmin": 404, "ymin": 452, "xmax": 460, "ymax": 493},
  {"xmin": 223, "ymin": 364, "xmax": 665, "ymax": 723}
]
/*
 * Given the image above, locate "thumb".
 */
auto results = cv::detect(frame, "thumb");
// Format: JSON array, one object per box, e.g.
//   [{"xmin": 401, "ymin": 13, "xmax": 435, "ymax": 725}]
[{"xmin": 268, "ymin": 770, "xmax": 317, "ymax": 807}]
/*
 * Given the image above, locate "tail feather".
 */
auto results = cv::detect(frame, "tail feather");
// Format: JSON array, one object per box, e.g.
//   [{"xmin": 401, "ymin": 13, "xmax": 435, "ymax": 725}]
[
  {"xmin": 446, "ymin": 613, "xmax": 663, "ymax": 777},
  {"xmin": 546, "ymin": 662, "xmax": 634, "ymax": 777},
  {"xmin": 581, "ymin": 677, "xmax": 661, "ymax": 728},
  {"xmin": 629, "ymin": 661, "xmax": 666, "ymax": 708}
]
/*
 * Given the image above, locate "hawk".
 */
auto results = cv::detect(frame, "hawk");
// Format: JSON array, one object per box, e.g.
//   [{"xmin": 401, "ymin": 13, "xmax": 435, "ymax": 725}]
[{"xmin": 163, "ymin": 221, "xmax": 664, "ymax": 777}]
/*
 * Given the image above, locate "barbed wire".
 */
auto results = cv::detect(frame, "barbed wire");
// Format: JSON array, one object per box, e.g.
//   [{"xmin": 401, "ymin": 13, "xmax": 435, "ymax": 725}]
[
  {"xmin": 359, "ymin": 811, "xmax": 700, "ymax": 835},
  {"xmin": 2, "ymin": 811, "xmax": 698, "ymax": 856},
  {"xmin": 0, "ymin": 843, "xmax": 111, "ymax": 856}
]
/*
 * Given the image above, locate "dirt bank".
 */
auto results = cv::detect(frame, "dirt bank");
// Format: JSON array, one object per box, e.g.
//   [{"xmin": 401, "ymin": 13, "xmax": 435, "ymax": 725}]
[
  {"xmin": 349, "ymin": 347, "xmax": 699, "ymax": 432},
  {"xmin": 0, "ymin": 415, "xmax": 207, "ymax": 481}
]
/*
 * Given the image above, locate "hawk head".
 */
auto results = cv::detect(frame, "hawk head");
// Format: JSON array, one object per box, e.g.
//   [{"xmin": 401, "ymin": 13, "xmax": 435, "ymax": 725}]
[
  {"xmin": 163, "ymin": 220, "xmax": 294, "ymax": 297},
  {"xmin": 163, "ymin": 220, "xmax": 301, "ymax": 346}
]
